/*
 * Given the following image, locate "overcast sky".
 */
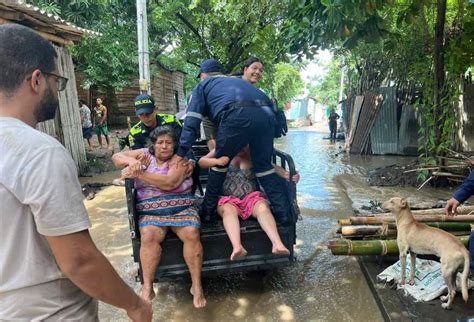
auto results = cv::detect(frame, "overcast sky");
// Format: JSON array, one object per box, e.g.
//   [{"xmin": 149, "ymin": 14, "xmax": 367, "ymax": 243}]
[{"xmin": 300, "ymin": 50, "xmax": 333, "ymax": 84}]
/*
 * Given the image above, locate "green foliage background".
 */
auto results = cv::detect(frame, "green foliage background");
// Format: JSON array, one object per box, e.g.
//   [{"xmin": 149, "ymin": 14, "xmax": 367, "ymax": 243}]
[
  {"xmin": 30, "ymin": 0, "xmax": 304, "ymax": 103},
  {"xmin": 29, "ymin": 0, "xmax": 473, "ymax": 161}
]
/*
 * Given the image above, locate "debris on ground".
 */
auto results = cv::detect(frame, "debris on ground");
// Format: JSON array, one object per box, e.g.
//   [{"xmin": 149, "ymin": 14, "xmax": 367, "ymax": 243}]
[
  {"xmin": 368, "ymin": 162, "xmax": 421, "ymax": 187},
  {"xmin": 81, "ymin": 183, "xmax": 111, "ymax": 200}
]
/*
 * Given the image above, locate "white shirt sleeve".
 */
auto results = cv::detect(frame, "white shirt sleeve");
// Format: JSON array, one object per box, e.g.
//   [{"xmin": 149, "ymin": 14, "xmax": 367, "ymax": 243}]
[{"xmin": 15, "ymin": 146, "xmax": 91, "ymax": 236}]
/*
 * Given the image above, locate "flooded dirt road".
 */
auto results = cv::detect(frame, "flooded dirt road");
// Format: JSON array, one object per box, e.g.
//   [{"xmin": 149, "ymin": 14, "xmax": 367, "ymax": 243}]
[{"xmin": 84, "ymin": 130, "xmax": 452, "ymax": 321}]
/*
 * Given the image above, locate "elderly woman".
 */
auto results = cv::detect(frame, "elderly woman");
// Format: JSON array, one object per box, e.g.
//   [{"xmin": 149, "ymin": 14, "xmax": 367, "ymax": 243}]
[{"xmin": 112, "ymin": 126, "xmax": 206, "ymax": 308}]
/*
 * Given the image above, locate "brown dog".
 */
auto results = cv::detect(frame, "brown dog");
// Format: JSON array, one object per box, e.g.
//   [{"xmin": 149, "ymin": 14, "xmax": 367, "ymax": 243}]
[{"xmin": 382, "ymin": 197, "xmax": 469, "ymax": 309}]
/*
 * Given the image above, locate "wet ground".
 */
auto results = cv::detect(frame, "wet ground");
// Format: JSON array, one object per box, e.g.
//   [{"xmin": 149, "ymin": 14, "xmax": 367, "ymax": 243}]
[{"xmin": 82, "ymin": 129, "xmax": 455, "ymax": 321}]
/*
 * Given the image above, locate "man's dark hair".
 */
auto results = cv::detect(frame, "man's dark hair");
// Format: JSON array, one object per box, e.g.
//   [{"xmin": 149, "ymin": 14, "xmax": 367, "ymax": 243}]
[
  {"xmin": 243, "ymin": 57, "xmax": 264, "ymax": 70},
  {"xmin": 148, "ymin": 126, "xmax": 177, "ymax": 155},
  {"xmin": 0, "ymin": 24, "xmax": 57, "ymax": 95},
  {"xmin": 79, "ymin": 99, "xmax": 87, "ymax": 105}
]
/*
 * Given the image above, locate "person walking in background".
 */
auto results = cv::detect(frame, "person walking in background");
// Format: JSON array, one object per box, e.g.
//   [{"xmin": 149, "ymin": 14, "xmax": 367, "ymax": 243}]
[
  {"xmin": 328, "ymin": 109, "xmax": 340, "ymax": 140},
  {"xmin": 93, "ymin": 97, "xmax": 110, "ymax": 149},
  {"xmin": 79, "ymin": 99, "xmax": 93, "ymax": 151},
  {"xmin": 0, "ymin": 24, "xmax": 152, "ymax": 321}
]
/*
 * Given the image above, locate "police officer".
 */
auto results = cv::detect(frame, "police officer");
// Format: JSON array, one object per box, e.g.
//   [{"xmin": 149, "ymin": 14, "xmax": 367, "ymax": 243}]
[
  {"xmin": 175, "ymin": 59, "xmax": 291, "ymax": 224},
  {"xmin": 445, "ymin": 171, "xmax": 474, "ymax": 273},
  {"xmin": 126, "ymin": 94, "xmax": 183, "ymax": 150}
]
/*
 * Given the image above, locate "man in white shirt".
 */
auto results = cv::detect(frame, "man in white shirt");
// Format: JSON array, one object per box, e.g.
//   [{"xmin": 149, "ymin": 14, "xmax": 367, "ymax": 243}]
[{"xmin": 0, "ymin": 24, "xmax": 152, "ymax": 321}]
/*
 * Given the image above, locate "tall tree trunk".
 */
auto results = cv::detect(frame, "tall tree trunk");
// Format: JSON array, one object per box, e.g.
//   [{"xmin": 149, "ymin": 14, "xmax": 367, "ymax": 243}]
[{"xmin": 433, "ymin": 0, "xmax": 447, "ymax": 148}]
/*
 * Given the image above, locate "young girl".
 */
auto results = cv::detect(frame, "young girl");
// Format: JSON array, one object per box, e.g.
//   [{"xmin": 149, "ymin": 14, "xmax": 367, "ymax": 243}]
[{"xmin": 199, "ymin": 146, "xmax": 299, "ymax": 261}]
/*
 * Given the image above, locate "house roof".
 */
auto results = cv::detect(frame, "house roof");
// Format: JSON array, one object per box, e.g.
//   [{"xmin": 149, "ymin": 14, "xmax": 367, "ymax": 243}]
[{"xmin": 0, "ymin": 0, "xmax": 100, "ymax": 45}]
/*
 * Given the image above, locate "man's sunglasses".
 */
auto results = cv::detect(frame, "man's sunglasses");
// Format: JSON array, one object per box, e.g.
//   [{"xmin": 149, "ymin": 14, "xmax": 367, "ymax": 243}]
[{"xmin": 42, "ymin": 71, "xmax": 68, "ymax": 92}]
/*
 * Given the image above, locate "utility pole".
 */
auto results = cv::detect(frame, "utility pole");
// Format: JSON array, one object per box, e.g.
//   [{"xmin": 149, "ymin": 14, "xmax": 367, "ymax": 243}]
[
  {"xmin": 136, "ymin": 0, "xmax": 151, "ymax": 94},
  {"xmin": 338, "ymin": 58, "xmax": 345, "ymax": 104}
]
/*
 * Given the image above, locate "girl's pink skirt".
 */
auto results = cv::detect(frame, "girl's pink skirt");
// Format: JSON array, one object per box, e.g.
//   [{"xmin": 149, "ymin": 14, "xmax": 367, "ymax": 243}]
[{"xmin": 218, "ymin": 191, "xmax": 268, "ymax": 220}]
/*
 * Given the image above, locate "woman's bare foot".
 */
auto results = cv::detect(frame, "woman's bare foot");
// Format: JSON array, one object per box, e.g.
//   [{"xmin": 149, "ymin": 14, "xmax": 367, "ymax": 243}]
[
  {"xmin": 141, "ymin": 285, "xmax": 155, "ymax": 301},
  {"xmin": 190, "ymin": 286, "xmax": 207, "ymax": 308},
  {"xmin": 230, "ymin": 246, "xmax": 248, "ymax": 261},
  {"xmin": 272, "ymin": 243, "xmax": 290, "ymax": 256}
]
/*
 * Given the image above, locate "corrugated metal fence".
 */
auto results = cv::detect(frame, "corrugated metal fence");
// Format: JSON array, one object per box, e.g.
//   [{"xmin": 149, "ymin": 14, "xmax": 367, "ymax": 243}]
[{"xmin": 370, "ymin": 87, "xmax": 398, "ymax": 154}]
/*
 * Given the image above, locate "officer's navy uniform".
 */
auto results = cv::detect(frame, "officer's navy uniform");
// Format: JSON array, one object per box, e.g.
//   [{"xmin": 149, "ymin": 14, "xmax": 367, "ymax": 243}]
[
  {"xmin": 177, "ymin": 76, "xmax": 291, "ymax": 224},
  {"xmin": 452, "ymin": 171, "xmax": 474, "ymax": 272},
  {"xmin": 128, "ymin": 114, "xmax": 182, "ymax": 150}
]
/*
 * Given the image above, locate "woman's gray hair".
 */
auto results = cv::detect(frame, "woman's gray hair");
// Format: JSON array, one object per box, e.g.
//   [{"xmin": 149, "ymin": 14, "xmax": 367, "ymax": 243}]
[{"xmin": 148, "ymin": 126, "xmax": 177, "ymax": 155}]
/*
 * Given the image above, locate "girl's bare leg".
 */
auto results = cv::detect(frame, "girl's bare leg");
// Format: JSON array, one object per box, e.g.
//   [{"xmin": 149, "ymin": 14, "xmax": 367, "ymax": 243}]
[
  {"xmin": 218, "ymin": 203, "xmax": 247, "ymax": 260},
  {"xmin": 252, "ymin": 201, "xmax": 290, "ymax": 255}
]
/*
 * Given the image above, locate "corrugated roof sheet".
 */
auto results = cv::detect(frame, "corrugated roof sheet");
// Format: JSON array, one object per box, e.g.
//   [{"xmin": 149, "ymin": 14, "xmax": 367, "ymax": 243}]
[
  {"xmin": 370, "ymin": 87, "xmax": 399, "ymax": 155},
  {"xmin": 398, "ymin": 105, "xmax": 419, "ymax": 155},
  {"xmin": 0, "ymin": 0, "xmax": 101, "ymax": 42}
]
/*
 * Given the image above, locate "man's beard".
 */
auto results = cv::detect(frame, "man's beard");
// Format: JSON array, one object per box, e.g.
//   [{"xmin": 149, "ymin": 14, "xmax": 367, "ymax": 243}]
[{"xmin": 35, "ymin": 86, "xmax": 59, "ymax": 123}]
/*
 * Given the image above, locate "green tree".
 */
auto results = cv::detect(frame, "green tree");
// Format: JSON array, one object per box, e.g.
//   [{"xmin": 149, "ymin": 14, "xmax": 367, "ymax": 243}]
[
  {"xmin": 287, "ymin": 0, "xmax": 473, "ymax": 162},
  {"xmin": 307, "ymin": 59, "xmax": 341, "ymax": 108},
  {"xmin": 151, "ymin": 0, "xmax": 292, "ymax": 73},
  {"xmin": 261, "ymin": 63, "xmax": 304, "ymax": 106}
]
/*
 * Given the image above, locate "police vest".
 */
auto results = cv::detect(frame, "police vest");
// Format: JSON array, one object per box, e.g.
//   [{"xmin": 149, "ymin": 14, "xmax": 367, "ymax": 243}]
[{"xmin": 128, "ymin": 114, "xmax": 182, "ymax": 149}]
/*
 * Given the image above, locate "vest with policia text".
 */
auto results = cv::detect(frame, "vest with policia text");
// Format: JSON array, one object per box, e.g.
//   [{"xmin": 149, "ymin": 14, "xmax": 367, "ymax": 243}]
[{"xmin": 128, "ymin": 114, "xmax": 182, "ymax": 150}]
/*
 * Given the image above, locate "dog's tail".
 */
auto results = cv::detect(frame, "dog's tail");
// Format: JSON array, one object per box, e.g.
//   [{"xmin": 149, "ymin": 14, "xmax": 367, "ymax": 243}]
[{"xmin": 461, "ymin": 248, "xmax": 470, "ymax": 303}]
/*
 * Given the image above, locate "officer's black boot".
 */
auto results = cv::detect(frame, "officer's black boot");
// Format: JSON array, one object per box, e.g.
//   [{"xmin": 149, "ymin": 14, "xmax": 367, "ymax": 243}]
[
  {"xmin": 257, "ymin": 173, "xmax": 292, "ymax": 225},
  {"xmin": 201, "ymin": 168, "xmax": 227, "ymax": 223}
]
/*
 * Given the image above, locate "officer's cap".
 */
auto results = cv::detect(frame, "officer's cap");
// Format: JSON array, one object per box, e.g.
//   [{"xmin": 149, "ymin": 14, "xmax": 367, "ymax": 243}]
[
  {"xmin": 134, "ymin": 94, "xmax": 155, "ymax": 116},
  {"xmin": 197, "ymin": 59, "xmax": 223, "ymax": 78}
]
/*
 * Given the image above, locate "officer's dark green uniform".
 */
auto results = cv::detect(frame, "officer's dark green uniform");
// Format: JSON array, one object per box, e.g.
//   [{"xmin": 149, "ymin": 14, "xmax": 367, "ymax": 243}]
[{"xmin": 128, "ymin": 113, "xmax": 182, "ymax": 150}]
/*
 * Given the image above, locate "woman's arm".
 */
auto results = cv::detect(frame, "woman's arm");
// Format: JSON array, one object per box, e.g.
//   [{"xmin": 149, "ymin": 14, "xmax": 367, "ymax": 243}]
[
  {"xmin": 112, "ymin": 149, "xmax": 144, "ymax": 169},
  {"xmin": 137, "ymin": 163, "xmax": 188, "ymax": 191}
]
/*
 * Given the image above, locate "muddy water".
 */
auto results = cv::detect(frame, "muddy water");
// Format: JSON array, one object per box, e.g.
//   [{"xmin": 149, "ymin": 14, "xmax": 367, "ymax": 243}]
[{"xmin": 84, "ymin": 129, "xmax": 435, "ymax": 321}]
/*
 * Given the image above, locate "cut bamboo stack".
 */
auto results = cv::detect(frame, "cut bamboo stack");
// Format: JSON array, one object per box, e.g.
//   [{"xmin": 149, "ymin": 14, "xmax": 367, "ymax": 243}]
[{"xmin": 328, "ymin": 206, "xmax": 474, "ymax": 256}]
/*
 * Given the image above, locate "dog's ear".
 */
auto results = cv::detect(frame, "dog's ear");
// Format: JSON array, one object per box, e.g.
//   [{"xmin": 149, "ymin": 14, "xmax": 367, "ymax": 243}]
[{"xmin": 400, "ymin": 198, "xmax": 407, "ymax": 208}]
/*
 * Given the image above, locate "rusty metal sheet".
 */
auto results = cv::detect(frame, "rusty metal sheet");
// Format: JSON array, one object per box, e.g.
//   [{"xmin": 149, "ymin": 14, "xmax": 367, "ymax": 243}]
[
  {"xmin": 370, "ymin": 87, "xmax": 398, "ymax": 155},
  {"xmin": 350, "ymin": 92, "xmax": 383, "ymax": 154},
  {"xmin": 347, "ymin": 96, "xmax": 364, "ymax": 146}
]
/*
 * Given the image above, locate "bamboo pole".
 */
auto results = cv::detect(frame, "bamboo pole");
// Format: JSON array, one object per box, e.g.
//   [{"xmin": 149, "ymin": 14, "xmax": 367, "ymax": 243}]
[
  {"xmin": 328, "ymin": 236, "xmax": 469, "ymax": 256},
  {"xmin": 340, "ymin": 222, "xmax": 474, "ymax": 236},
  {"xmin": 341, "ymin": 225, "xmax": 384, "ymax": 236},
  {"xmin": 338, "ymin": 219, "xmax": 351, "ymax": 226},
  {"xmin": 349, "ymin": 215, "xmax": 474, "ymax": 225},
  {"xmin": 338, "ymin": 206, "xmax": 474, "ymax": 226},
  {"xmin": 376, "ymin": 206, "xmax": 474, "ymax": 217}
]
